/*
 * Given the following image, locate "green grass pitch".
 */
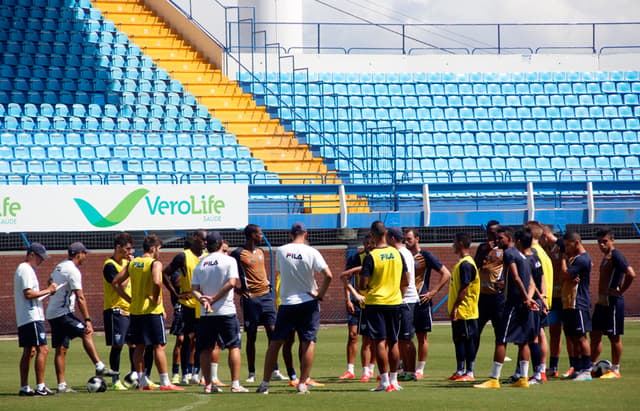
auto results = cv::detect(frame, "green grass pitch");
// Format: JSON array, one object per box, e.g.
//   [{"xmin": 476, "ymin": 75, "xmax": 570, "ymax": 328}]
[{"xmin": 2, "ymin": 321, "xmax": 638, "ymax": 410}]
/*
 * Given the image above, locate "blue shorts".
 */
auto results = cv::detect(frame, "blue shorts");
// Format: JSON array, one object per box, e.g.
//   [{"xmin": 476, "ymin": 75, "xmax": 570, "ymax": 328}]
[
  {"xmin": 451, "ymin": 318, "xmax": 478, "ymax": 341},
  {"xmin": 413, "ymin": 301, "xmax": 433, "ymax": 333},
  {"xmin": 272, "ymin": 300, "xmax": 320, "ymax": 342},
  {"xmin": 242, "ymin": 293, "xmax": 276, "ymax": 333},
  {"xmin": 533, "ymin": 298, "xmax": 549, "ymax": 329},
  {"xmin": 103, "ymin": 308, "xmax": 131, "ymax": 347},
  {"xmin": 347, "ymin": 304, "xmax": 362, "ymax": 327},
  {"xmin": 592, "ymin": 297, "xmax": 624, "ymax": 335},
  {"xmin": 547, "ymin": 297, "xmax": 563, "ymax": 325},
  {"xmin": 399, "ymin": 303, "xmax": 416, "ymax": 340},
  {"xmin": 562, "ymin": 308, "xmax": 592, "ymax": 337},
  {"xmin": 48, "ymin": 313, "xmax": 86, "ymax": 348},
  {"xmin": 478, "ymin": 292, "xmax": 505, "ymax": 342},
  {"xmin": 358, "ymin": 308, "xmax": 370, "ymax": 337},
  {"xmin": 178, "ymin": 304, "xmax": 197, "ymax": 336},
  {"xmin": 18, "ymin": 321, "xmax": 47, "ymax": 348},
  {"xmin": 130, "ymin": 314, "xmax": 167, "ymax": 346},
  {"xmin": 502, "ymin": 304, "xmax": 537, "ymax": 345},
  {"xmin": 364, "ymin": 305, "xmax": 401, "ymax": 343},
  {"xmin": 196, "ymin": 315, "xmax": 241, "ymax": 350},
  {"xmin": 170, "ymin": 303, "xmax": 184, "ymax": 336}
]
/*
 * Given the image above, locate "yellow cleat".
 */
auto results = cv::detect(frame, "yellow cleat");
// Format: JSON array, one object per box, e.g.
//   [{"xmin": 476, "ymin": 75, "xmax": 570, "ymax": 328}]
[
  {"xmin": 510, "ymin": 377, "xmax": 530, "ymax": 388},
  {"xmin": 599, "ymin": 370, "xmax": 621, "ymax": 379},
  {"xmin": 473, "ymin": 378, "xmax": 501, "ymax": 389},
  {"xmin": 112, "ymin": 380, "xmax": 128, "ymax": 391}
]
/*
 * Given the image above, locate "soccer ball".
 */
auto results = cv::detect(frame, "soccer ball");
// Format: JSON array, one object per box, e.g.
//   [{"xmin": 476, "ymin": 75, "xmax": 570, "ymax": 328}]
[
  {"xmin": 592, "ymin": 360, "xmax": 612, "ymax": 378},
  {"xmin": 123, "ymin": 371, "xmax": 139, "ymax": 388},
  {"xmin": 87, "ymin": 376, "xmax": 107, "ymax": 393}
]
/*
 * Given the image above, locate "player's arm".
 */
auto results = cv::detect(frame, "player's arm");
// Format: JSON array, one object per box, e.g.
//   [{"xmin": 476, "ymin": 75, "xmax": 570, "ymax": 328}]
[
  {"xmin": 162, "ymin": 253, "xmax": 184, "ymax": 299},
  {"xmin": 23, "ymin": 280, "xmax": 57, "ymax": 299},
  {"xmin": 400, "ymin": 254, "xmax": 410, "ymax": 296},
  {"xmin": 341, "ymin": 265, "xmax": 365, "ymax": 310},
  {"xmin": 473, "ymin": 243, "xmax": 491, "ymax": 267},
  {"xmin": 358, "ymin": 254, "xmax": 374, "ymax": 291},
  {"xmin": 619, "ymin": 265, "xmax": 636, "ymax": 295},
  {"xmin": 150, "ymin": 260, "xmax": 163, "ymax": 306},
  {"xmin": 112, "ymin": 267, "xmax": 131, "ymax": 304},
  {"xmin": 421, "ymin": 254, "xmax": 451, "ymax": 303},
  {"xmin": 507, "ymin": 261, "xmax": 536, "ymax": 309},
  {"xmin": 74, "ymin": 288, "xmax": 94, "ymax": 334},
  {"xmin": 314, "ymin": 267, "xmax": 333, "ymax": 302},
  {"xmin": 106, "ymin": 261, "xmax": 131, "ymax": 302}
]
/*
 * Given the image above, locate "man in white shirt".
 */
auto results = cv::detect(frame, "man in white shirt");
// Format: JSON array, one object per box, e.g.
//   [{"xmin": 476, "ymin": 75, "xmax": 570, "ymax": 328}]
[
  {"xmin": 14, "ymin": 242, "xmax": 58, "ymax": 396},
  {"xmin": 257, "ymin": 222, "xmax": 333, "ymax": 394},
  {"xmin": 192, "ymin": 231, "xmax": 248, "ymax": 393},
  {"xmin": 46, "ymin": 242, "xmax": 117, "ymax": 393}
]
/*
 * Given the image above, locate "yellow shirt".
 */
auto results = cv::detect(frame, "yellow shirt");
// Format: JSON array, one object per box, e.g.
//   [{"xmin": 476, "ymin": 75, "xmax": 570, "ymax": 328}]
[
  {"xmin": 532, "ymin": 244, "xmax": 553, "ymax": 308},
  {"xmin": 362, "ymin": 246, "xmax": 404, "ymax": 306},
  {"xmin": 103, "ymin": 257, "xmax": 131, "ymax": 312},
  {"xmin": 128, "ymin": 256, "xmax": 163, "ymax": 315},
  {"xmin": 177, "ymin": 249, "xmax": 205, "ymax": 309},
  {"xmin": 448, "ymin": 255, "xmax": 480, "ymax": 320}
]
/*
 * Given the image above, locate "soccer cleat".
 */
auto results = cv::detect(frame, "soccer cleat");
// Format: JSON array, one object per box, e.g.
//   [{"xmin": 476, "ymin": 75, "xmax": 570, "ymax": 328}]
[
  {"xmin": 213, "ymin": 379, "xmax": 228, "ymax": 387},
  {"xmin": 573, "ymin": 371, "xmax": 593, "ymax": 381},
  {"xmin": 338, "ymin": 370, "xmax": 356, "ymax": 379},
  {"xmin": 271, "ymin": 370, "xmax": 287, "ymax": 381},
  {"xmin": 502, "ymin": 375, "xmax": 520, "ymax": 384},
  {"xmin": 528, "ymin": 376, "xmax": 543, "ymax": 385},
  {"xmin": 96, "ymin": 367, "xmax": 119, "ymax": 377},
  {"xmin": 360, "ymin": 374, "xmax": 371, "ymax": 382},
  {"xmin": 510, "ymin": 377, "xmax": 530, "ymax": 388},
  {"xmin": 146, "ymin": 379, "xmax": 160, "ymax": 389},
  {"xmin": 599, "ymin": 370, "xmax": 621, "ymax": 379},
  {"xmin": 57, "ymin": 386, "xmax": 77, "ymax": 393},
  {"xmin": 34, "ymin": 386, "xmax": 55, "ymax": 396},
  {"xmin": 296, "ymin": 384, "xmax": 310, "ymax": 395},
  {"xmin": 160, "ymin": 383, "xmax": 185, "ymax": 391},
  {"xmin": 473, "ymin": 378, "xmax": 501, "ymax": 389},
  {"xmin": 112, "ymin": 380, "xmax": 128, "ymax": 391},
  {"xmin": 447, "ymin": 372, "xmax": 464, "ymax": 381},
  {"xmin": 181, "ymin": 373, "xmax": 192, "ymax": 385},
  {"xmin": 141, "ymin": 385, "xmax": 155, "ymax": 391},
  {"xmin": 546, "ymin": 368, "xmax": 559, "ymax": 378},
  {"xmin": 391, "ymin": 382, "xmax": 403, "ymax": 390},
  {"xmin": 191, "ymin": 374, "xmax": 201, "ymax": 385},
  {"xmin": 415, "ymin": 371, "xmax": 424, "ymax": 380},
  {"xmin": 171, "ymin": 374, "xmax": 181, "ymax": 384},
  {"xmin": 19, "ymin": 388, "xmax": 35, "ymax": 396},
  {"xmin": 371, "ymin": 383, "xmax": 390, "ymax": 392},
  {"xmin": 561, "ymin": 367, "xmax": 575, "ymax": 378},
  {"xmin": 256, "ymin": 382, "xmax": 269, "ymax": 394},
  {"xmin": 540, "ymin": 373, "xmax": 548, "ymax": 382},
  {"xmin": 246, "ymin": 373, "xmax": 256, "ymax": 383},
  {"xmin": 288, "ymin": 379, "xmax": 299, "ymax": 387},
  {"xmin": 385, "ymin": 385, "xmax": 398, "ymax": 392},
  {"xmin": 398, "ymin": 372, "xmax": 417, "ymax": 382},
  {"xmin": 204, "ymin": 384, "xmax": 222, "ymax": 393},
  {"xmin": 306, "ymin": 378, "xmax": 325, "ymax": 387},
  {"xmin": 456, "ymin": 374, "xmax": 475, "ymax": 382}
]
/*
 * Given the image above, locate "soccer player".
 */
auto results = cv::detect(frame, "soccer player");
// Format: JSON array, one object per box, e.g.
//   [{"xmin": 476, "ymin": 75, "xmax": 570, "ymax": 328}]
[
  {"xmin": 448, "ymin": 233, "xmax": 480, "ymax": 382},
  {"xmin": 192, "ymin": 232, "xmax": 248, "ymax": 393},
  {"xmin": 162, "ymin": 230, "xmax": 207, "ymax": 384},
  {"xmin": 590, "ymin": 228, "xmax": 635, "ymax": 378},
  {"xmin": 387, "ymin": 227, "xmax": 419, "ymax": 382},
  {"xmin": 473, "ymin": 220, "xmax": 505, "ymax": 355},
  {"xmin": 102, "ymin": 233, "xmax": 135, "ymax": 390},
  {"xmin": 474, "ymin": 228, "xmax": 538, "ymax": 389},
  {"xmin": 114, "ymin": 234, "xmax": 183, "ymax": 391},
  {"xmin": 257, "ymin": 222, "xmax": 332, "ymax": 394},
  {"xmin": 359, "ymin": 221, "xmax": 409, "ymax": 392},
  {"xmin": 46, "ymin": 242, "xmax": 118, "ymax": 393},
  {"xmin": 404, "ymin": 228, "xmax": 450, "ymax": 379},
  {"xmin": 231, "ymin": 224, "xmax": 286, "ymax": 382},
  {"xmin": 339, "ymin": 233, "xmax": 376, "ymax": 381},
  {"xmin": 561, "ymin": 231, "xmax": 593, "ymax": 381},
  {"xmin": 540, "ymin": 224, "xmax": 574, "ymax": 377},
  {"xmin": 14, "ymin": 242, "xmax": 57, "ymax": 396}
]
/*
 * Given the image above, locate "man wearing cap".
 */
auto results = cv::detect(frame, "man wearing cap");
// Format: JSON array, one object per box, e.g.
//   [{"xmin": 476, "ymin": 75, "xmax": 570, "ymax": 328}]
[
  {"xmin": 257, "ymin": 222, "xmax": 333, "ymax": 394},
  {"xmin": 192, "ymin": 232, "xmax": 248, "ymax": 393},
  {"xmin": 14, "ymin": 242, "xmax": 58, "ymax": 396},
  {"xmin": 46, "ymin": 242, "xmax": 118, "ymax": 393}
]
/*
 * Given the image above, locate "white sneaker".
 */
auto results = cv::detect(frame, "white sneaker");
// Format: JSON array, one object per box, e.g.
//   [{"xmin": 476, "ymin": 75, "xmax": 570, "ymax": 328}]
[
  {"xmin": 271, "ymin": 370, "xmax": 287, "ymax": 381},
  {"xmin": 182, "ymin": 373, "xmax": 192, "ymax": 385},
  {"xmin": 574, "ymin": 371, "xmax": 593, "ymax": 381},
  {"xmin": 246, "ymin": 373, "xmax": 256, "ymax": 383},
  {"xmin": 231, "ymin": 385, "xmax": 249, "ymax": 393},
  {"xmin": 296, "ymin": 384, "xmax": 309, "ymax": 395},
  {"xmin": 191, "ymin": 373, "xmax": 200, "ymax": 384}
]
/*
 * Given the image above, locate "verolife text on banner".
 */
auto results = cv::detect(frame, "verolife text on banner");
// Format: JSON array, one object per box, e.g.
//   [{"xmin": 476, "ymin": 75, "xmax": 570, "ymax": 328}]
[{"xmin": 0, "ymin": 184, "xmax": 248, "ymax": 232}]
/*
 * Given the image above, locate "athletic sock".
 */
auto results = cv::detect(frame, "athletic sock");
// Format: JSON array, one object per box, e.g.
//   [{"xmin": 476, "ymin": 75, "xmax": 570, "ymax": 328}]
[
  {"xmin": 347, "ymin": 363, "xmax": 355, "ymax": 374},
  {"xmin": 569, "ymin": 356, "xmax": 578, "ymax": 370},
  {"xmin": 389, "ymin": 372, "xmax": 398, "ymax": 386},
  {"xmin": 529, "ymin": 342, "xmax": 542, "ymax": 370},
  {"xmin": 287, "ymin": 367, "xmax": 297, "ymax": 380},
  {"xmin": 489, "ymin": 362, "xmax": 503, "ymax": 380},
  {"xmin": 110, "ymin": 346, "xmax": 122, "ymax": 384},
  {"xmin": 380, "ymin": 372, "xmax": 390, "ymax": 386},
  {"xmin": 519, "ymin": 361, "xmax": 529, "ymax": 379},
  {"xmin": 550, "ymin": 356, "xmax": 559, "ymax": 371},
  {"xmin": 416, "ymin": 361, "xmax": 426, "ymax": 374},
  {"xmin": 211, "ymin": 363, "xmax": 219, "ymax": 381},
  {"xmin": 612, "ymin": 364, "xmax": 620, "ymax": 373},
  {"xmin": 172, "ymin": 363, "xmax": 180, "ymax": 375},
  {"xmin": 144, "ymin": 346, "xmax": 154, "ymax": 376},
  {"xmin": 582, "ymin": 355, "xmax": 592, "ymax": 371},
  {"xmin": 159, "ymin": 373, "xmax": 169, "ymax": 386},
  {"xmin": 36, "ymin": 383, "xmax": 45, "ymax": 390}
]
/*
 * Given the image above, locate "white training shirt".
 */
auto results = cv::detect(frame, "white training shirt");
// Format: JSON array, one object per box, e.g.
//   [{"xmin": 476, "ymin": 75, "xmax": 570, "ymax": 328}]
[
  {"xmin": 276, "ymin": 242, "xmax": 328, "ymax": 305},
  {"xmin": 14, "ymin": 262, "xmax": 45, "ymax": 327},
  {"xmin": 399, "ymin": 246, "xmax": 419, "ymax": 304},
  {"xmin": 46, "ymin": 259, "xmax": 82, "ymax": 320},
  {"xmin": 192, "ymin": 252, "xmax": 239, "ymax": 316}
]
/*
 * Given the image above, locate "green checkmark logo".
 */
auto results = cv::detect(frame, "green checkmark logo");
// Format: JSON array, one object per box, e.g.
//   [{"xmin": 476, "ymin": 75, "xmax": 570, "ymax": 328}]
[{"xmin": 74, "ymin": 189, "xmax": 149, "ymax": 228}]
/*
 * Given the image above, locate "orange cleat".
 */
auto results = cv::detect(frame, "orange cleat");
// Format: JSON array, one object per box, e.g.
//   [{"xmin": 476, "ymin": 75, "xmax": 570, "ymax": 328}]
[
  {"xmin": 456, "ymin": 374, "xmax": 475, "ymax": 382},
  {"xmin": 338, "ymin": 371, "xmax": 356, "ymax": 380},
  {"xmin": 306, "ymin": 378, "xmax": 325, "ymax": 387},
  {"xmin": 160, "ymin": 383, "xmax": 185, "ymax": 391},
  {"xmin": 288, "ymin": 379, "xmax": 299, "ymax": 387}
]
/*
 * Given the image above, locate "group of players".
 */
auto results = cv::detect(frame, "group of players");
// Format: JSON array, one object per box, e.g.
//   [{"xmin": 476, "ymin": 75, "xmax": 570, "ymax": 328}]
[
  {"xmin": 13, "ymin": 218, "xmax": 635, "ymax": 396},
  {"xmin": 338, "ymin": 220, "xmax": 635, "ymax": 391}
]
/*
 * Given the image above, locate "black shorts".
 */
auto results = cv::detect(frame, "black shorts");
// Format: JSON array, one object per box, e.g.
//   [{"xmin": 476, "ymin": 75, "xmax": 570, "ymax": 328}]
[
  {"xmin": 451, "ymin": 318, "xmax": 478, "ymax": 341},
  {"xmin": 358, "ymin": 307, "xmax": 370, "ymax": 337},
  {"xmin": 179, "ymin": 305, "xmax": 197, "ymax": 336},
  {"xmin": 399, "ymin": 303, "xmax": 416, "ymax": 340},
  {"xmin": 478, "ymin": 292, "xmax": 505, "ymax": 342},
  {"xmin": 272, "ymin": 300, "xmax": 320, "ymax": 342},
  {"xmin": 592, "ymin": 297, "xmax": 624, "ymax": 336},
  {"xmin": 18, "ymin": 321, "xmax": 47, "ymax": 348},
  {"xmin": 196, "ymin": 315, "xmax": 241, "ymax": 351},
  {"xmin": 562, "ymin": 308, "xmax": 592, "ymax": 337},
  {"xmin": 364, "ymin": 305, "xmax": 401, "ymax": 343},
  {"xmin": 548, "ymin": 297, "xmax": 563, "ymax": 325},
  {"xmin": 103, "ymin": 308, "xmax": 131, "ymax": 347},
  {"xmin": 48, "ymin": 313, "xmax": 86, "ymax": 348},
  {"xmin": 130, "ymin": 314, "xmax": 167, "ymax": 346},
  {"xmin": 242, "ymin": 293, "xmax": 276, "ymax": 333},
  {"xmin": 502, "ymin": 304, "xmax": 537, "ymax": 345},
  {"xmin": 170, "ymin": 303, "xmax": 184, "ymax": 336},
  {"xmin": 413, "ymin": 301, "xmax": 433, "ymax": 333},
  {"xmin": 347, "ymin": 304, "xmax": 362, "ymax": 327}
]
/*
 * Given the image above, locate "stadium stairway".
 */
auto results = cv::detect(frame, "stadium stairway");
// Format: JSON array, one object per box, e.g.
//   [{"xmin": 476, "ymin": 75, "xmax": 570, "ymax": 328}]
[{"xmin": 92, "ymin": 0, "xmax": 368, "ymax": 213}]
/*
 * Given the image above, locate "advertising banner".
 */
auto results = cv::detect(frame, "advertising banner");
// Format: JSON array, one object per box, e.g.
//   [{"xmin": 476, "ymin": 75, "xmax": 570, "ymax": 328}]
[{"xmin": 0, "ymin": 184, "xmax": 248, "ymax": 232}]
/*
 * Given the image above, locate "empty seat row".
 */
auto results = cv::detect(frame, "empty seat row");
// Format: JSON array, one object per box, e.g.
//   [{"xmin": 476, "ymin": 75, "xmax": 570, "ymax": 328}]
[
  {"xmin": 0, "ymin": 131, "xmax": 236, "ymax": 146},
  {"xmin": 2, "ymin": 102, "xmax": 209, "ymax": 120},
  {"xmin": 0, "ymin": 89, "xmax": 198, "ymax": 107}
]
